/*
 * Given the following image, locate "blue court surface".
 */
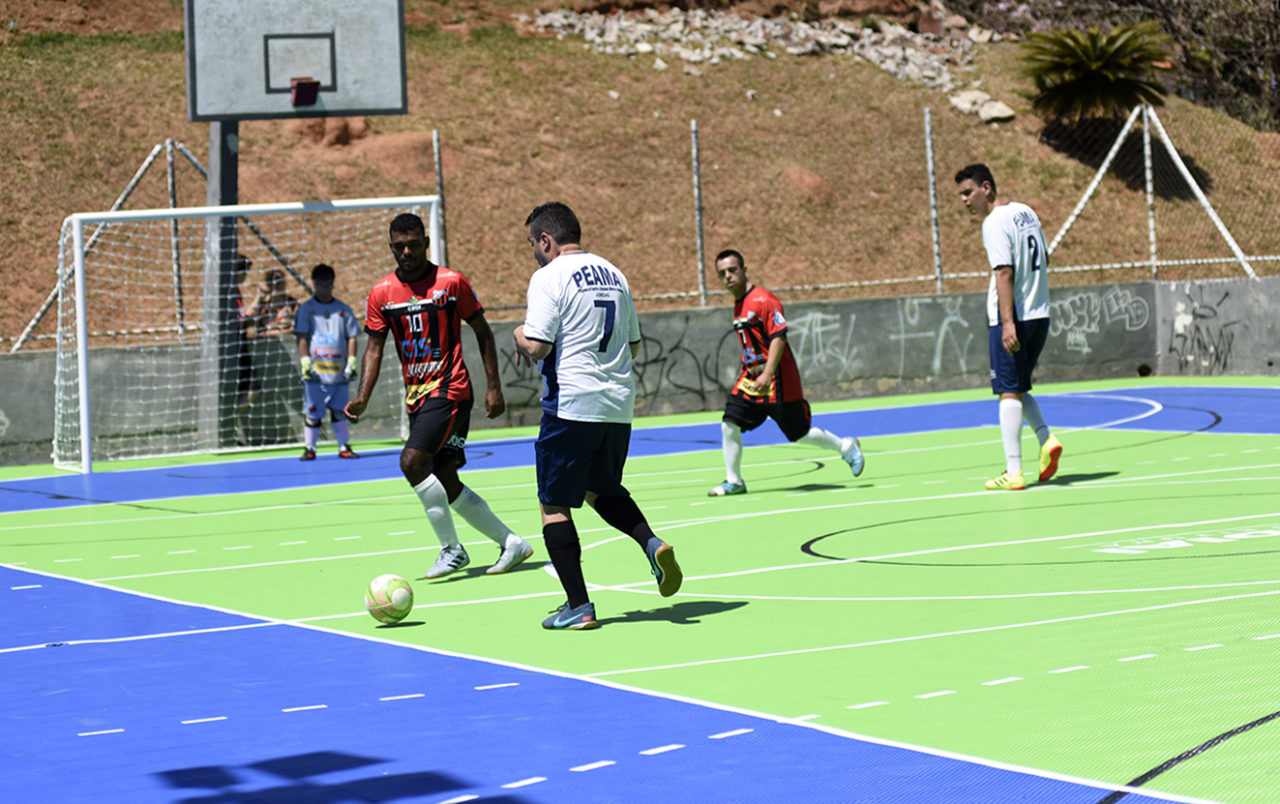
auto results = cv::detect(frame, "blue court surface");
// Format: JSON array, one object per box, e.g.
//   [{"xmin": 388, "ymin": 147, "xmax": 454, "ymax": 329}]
[
  {"xmin": 1, "ymin": 385, "xmax": 1275, "ymax": 513},
  {"xmin": 3, "ymin": 383, "xmax": 1276, "ymax": 803},
  {"xmin": 4, "ymin": 567, "xmax": 1196, "ymax": 804}
]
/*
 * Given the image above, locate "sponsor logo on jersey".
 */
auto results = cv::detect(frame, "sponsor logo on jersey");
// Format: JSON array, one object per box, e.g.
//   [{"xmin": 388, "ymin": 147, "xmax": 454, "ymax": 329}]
[
  {"xmin": 772, "ymin": 311, "xmax": 786, "ymax": 327},
  {"xmin": 405, "ymin": 378, "xmax": 443, "ymax": 407},
  {"xmin": 570, "ymin": 264, "xmax": 624, "ymax": 291}
]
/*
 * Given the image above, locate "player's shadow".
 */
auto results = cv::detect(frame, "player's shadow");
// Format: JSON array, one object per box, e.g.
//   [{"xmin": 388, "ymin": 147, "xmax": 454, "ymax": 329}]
[
  {"xmin": 1038, "ymin": 470, "xmax": 1121, "ymax": 486},
  {"xmin": 418, "ymin": 561, "xmax": 543, "ymax": 585},
  {"xmin": 600, "ymin": 600, "xmax": 748, "ymax": 626}
]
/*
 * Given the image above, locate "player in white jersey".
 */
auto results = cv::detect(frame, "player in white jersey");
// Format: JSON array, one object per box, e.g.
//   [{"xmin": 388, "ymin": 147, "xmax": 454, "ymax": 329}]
[
  {"xmin": 293, "ymin": 263, "xmax": 361, "ymax": 460},
  {"xmin": 956, "ymin": 163, "xmax": 1062, "ymax": 490},
  {"xmin": 513, "ymin": 201, "xmax": 682, "ymax": 630}
]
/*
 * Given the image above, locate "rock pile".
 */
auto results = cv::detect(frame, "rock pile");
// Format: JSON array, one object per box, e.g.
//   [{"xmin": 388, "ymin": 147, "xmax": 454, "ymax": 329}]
[{"xmin": 520, "ymin": 7, "xmax": 1015, "ymax": 121}]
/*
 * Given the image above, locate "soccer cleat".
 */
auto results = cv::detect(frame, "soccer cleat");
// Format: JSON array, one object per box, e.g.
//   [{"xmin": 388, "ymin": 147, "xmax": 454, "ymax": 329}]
[
  {"xmin": 984, "ymin": 471, "xmax": 1027, "ymax": 491},
  {"xmin": 542, "ymin": 601, "xmax": 599, "ymax": 630},
  {"xmin": 425, "ymin": 545, "xmax": 470, "ymax": 579},
  {"xmin": 841, "ymin": 437, "xmax": 865, "ymax": 477},
  {"xmin": 486, "ymin": 535, "xmax": 534, "ymax": 575},
  {"xmin": 300, "ymin": 448, "xmax": 317, "ymax": 461},
  {"xmin": 707, "ymin": 480, "xmax": 747, "ymax": 497},
  {"xmin": 645, "ymin": 539, "xmax": 683, "ymax": 597},
  {"xmin": 338, "ymin": 446, "xmax": 360, "ymax": 459},
  {"xmin": 1038, "ymin": 435, "xmax": 1063, "ymax": 482}
]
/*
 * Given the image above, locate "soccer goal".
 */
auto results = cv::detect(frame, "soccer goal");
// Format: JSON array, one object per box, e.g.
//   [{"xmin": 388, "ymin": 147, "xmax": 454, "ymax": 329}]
[{"xmin": 54, "ymin": 196, "xmax": 443, "ymax": 472}]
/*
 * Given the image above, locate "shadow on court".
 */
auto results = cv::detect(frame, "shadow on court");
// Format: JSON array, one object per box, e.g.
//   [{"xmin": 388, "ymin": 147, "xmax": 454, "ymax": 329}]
[
  {"xmin": 1040, "ymin": 471, "xmax": 1121, "ymax": 485},
  {"xmin": 600, "ymin": 599, "xmax": 748, "ymax": 626}
]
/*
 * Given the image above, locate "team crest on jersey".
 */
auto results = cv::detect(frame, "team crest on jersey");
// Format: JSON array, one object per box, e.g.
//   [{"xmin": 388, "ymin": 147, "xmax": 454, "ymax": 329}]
[{"xmin": 430, "ymin": 289, "xmax": 448, "ymax": 305}]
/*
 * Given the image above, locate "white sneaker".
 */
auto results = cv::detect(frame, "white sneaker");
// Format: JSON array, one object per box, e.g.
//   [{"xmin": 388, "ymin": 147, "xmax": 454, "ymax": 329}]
[
  {"xmin": 425, "ymin": 545, "xmax": 470, "ymax": 579},
  {"xmin": 841, "ymin": 437, "xmax": 865, "ymax": 477},
  {"xmin": 486, "ymin": 536, "xmax": 533, "ymax": 575}
]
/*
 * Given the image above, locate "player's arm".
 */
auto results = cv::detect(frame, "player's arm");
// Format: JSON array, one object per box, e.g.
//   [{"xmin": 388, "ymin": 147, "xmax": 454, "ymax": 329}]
[
  {"xmin": 344, "ymin": 333, "xmax": 385, "ymax": 422},
  {"xmin": 513, "ymin": 325, "xmax": 554, "ymax": 363},
  {"xmin": 467, "ymin": 312, "xmax": 506, "ymax": 419},
  {"xmin": 994, "ymin": 265, "xmax": 1019, "ymax": 354},
  {"xmin": 749, "ymin": 333, "xmax": 787, "ymax": 393}
]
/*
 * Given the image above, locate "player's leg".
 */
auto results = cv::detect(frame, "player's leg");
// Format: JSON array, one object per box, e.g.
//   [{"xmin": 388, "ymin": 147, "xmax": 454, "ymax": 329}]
[
  {"xmin": 431, "ymin": 401, "xmax": 533, "ymax": 574},
  {"xmin": 584, "ymin": 422, "xmax": 681, "ymax": 598},
  {"xmin": 403, "ymin": 400, "xmax": 470, "ymax": 577},
  {"xmin": 709, "ymin": 396, "xmax": 763, "ymax": 496},
  {"xmin": 788, "ymin": 399, "xmax": 865, "ymax": 477},
  {"xmin": 987, "ymin": 323, "xmax": 1029, "ymax": 490},
  {"xmin": 326, "ymin": 384, "xmax": 358, "ymax": 458},
  {"xmin": 1018, "ymin": 319, "xmax": 1062, "ymax": 481},
  {"xmin": 300, "ymin": 381, "xmax": 326, "ymax": 459},
  {"xmin": 535, "ymin": 415, "xmax": 598, "ymax": 629}
]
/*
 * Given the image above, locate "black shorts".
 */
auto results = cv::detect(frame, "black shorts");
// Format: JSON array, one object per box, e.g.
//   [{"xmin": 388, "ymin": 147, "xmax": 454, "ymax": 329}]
[
  {"xmin": 989, "ymin": 318, "xmax": 1049, "ymax": 394},
  {"xmin": 723, "ymin": 394, "xmax": 812, "ymax": 442},
  {"xmin": 405, "ymin": 397, "xmax": 471, "ymax": 470},
  {"xmin": 535, "ymin": 415, "xmax": 630, "ymax": 508}
]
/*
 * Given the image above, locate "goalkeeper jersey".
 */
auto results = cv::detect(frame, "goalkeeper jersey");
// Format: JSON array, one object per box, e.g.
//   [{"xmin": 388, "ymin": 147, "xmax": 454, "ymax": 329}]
[
  {"xmin": 729, "ymin": 285, "xmax": 804, "ymax": 405},
  {"xmin": 364, "ymin": 265, "xmax": 481, "ymax": 412},
  {"xmin": 293, "ymin": 297, "xmax": 360, "ymax": 385}
]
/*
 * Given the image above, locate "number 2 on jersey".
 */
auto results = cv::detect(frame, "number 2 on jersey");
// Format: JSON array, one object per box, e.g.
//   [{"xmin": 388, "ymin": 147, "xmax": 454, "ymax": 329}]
[
  {"xmin": 1027, "ymin": 235, "xmax": 1042, "ymax": 271},
  {"xmin": 593, "ymin": 299, "xmax": 616, "ymax": 352}
]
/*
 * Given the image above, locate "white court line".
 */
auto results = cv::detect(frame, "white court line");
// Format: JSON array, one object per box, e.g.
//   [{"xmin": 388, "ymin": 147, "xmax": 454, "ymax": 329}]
[
  {"xmin": 639, "ymin": 744, "xmax": 684, "ymax": 755},
  {"xmin": 585, "ymin": 589, "xmax": 1280, "ymax": 678}
]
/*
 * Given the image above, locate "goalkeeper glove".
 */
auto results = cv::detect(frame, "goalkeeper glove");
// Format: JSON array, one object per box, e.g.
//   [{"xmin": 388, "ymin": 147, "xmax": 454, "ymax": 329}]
[
  {"xmin": 344, "ymin": 356, "xmax": 358, "ymax": 380},
  {"xmin": 300, "ymin": 356, "xmax": 317, "ymax": 381}
]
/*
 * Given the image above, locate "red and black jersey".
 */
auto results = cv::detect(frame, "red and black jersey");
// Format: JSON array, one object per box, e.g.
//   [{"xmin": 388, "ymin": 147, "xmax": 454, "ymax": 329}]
[
  {"xmin": 364, "ymin": 265, "xmax": 481, "ymax": 412},
  {"xmin": 730, "ymin": 285, "xmax": 804, "ymax": 405}
]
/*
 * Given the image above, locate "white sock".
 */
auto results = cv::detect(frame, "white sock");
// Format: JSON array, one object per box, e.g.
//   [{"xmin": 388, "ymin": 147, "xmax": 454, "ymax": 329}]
[
  {"xmin": 721, "ymin": 420, "xmax": 744, "ymax": 485},
  {"xmin": 331, "ymin": 418, "xmax": 350, "ymax": 447},
  {"xmin": 1021, "ymin": 393, "xmax": 1049, "ymax": 446},
  {"xmin": 412, "ymin": 475, "xmax": 459, "ymax": 549},
  {"xmin": 798, "ymin": 427, "xmax": 843, "ymax": 452},
  {"xmin": 999, "ymin": 397, "xmax": 1023, "ymax": 476},
  {"xmin": 450, "ymin": 485, "xmax": 514, "ymax": 546},
  {"xmin": 304, "ymin": 425, "xmax": 319, "ymax": 450}
]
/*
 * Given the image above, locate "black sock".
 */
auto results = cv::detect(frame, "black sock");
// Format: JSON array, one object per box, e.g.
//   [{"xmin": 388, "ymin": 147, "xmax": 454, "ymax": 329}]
[
  {"xmin": 543, "ymin": 519, "xmax": 589, "ymax": 608},
  {"xmin": 592, "ymin": 493, "xmax": 656, "ymax": 550}
]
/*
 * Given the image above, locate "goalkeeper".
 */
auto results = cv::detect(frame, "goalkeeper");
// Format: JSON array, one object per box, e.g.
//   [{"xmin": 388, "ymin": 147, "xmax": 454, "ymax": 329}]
[{"xmin": 293, "ymin": 262, "xmax": 362, "ymax": 460}]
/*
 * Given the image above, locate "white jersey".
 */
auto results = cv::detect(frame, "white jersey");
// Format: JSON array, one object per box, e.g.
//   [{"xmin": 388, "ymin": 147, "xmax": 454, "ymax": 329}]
[
  {"xmin": 982, "ymin": 201, "xmax": 1050, "ymax": 326},
  {"xmin": 293, "ymin": 297, "xmax": 360, "ymax": 385},
  {"xmin": 522, "ymin": 251, "xmax": 642, "ymax": 423}
]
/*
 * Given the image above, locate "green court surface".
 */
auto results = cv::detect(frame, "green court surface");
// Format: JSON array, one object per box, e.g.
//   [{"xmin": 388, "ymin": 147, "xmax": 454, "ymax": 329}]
[{"xmin": 3, "ymin": 378, "xmax": 1279, "ymax": 803}]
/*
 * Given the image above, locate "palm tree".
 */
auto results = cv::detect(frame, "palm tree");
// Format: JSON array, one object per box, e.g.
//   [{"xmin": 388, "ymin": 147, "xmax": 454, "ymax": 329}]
[{"xmin": 1020, "ymin": 19, "xmax": 1172, "ymax": 124}]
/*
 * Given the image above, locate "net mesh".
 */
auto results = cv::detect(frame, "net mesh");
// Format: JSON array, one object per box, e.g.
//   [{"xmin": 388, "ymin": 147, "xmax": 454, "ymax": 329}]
[{"xmin": 54, "ymin": 198, "xmax": 439, "ymax": 470}]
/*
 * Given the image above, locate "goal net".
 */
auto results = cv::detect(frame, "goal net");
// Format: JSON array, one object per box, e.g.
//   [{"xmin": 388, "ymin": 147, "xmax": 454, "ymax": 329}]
[{"xmin": 54, "ymin": 196, "xmax": 442, "ymax": 472}]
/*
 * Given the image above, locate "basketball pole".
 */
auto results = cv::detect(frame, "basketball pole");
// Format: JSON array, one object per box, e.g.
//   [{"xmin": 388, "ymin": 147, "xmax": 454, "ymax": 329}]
[{"xmin": 200, "ymin": 119, "xmax": 241, "ymax": 450}]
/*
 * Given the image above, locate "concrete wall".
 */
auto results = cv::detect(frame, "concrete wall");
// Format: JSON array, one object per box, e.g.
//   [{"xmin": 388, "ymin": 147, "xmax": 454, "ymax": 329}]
[{"xmin": 2, "ymin": 277, "xmax": 1275, "ymax": 467}]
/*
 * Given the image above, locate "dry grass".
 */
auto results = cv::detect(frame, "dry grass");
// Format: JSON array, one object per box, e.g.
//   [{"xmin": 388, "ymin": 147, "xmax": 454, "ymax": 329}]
[{"xmin": 2, "ymin": 1, "xmax": 1276, "ymax": 348}]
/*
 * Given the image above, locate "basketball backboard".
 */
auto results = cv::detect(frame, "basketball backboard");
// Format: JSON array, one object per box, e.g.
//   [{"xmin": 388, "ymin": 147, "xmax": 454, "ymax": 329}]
[{"xmin": 184, "ymin": 0, "xmax": 407, "ymax": 121}]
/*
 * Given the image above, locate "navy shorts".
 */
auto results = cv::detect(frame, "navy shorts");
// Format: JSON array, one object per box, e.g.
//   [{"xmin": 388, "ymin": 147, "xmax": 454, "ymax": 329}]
[
  {"xmin": 535, "ymin": 414, "xmax": 630, "ymax": 508},
  {"xmin": 723, "ymin": 394, "xmax": 812, "ymax": 442},
  {"xmin": 989, "ymin": 318, "xmax": 1049, "ymax": 394},
  {"xmin": 405, "ymin": 397, "xmax": 471, "ymax": 470}
]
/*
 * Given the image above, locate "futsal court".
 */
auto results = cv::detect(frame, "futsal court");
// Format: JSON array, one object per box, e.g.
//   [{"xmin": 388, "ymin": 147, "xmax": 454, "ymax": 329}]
[{"xmin": 3, "ymin": 377, "xmax": 1278, "ymax": 803}]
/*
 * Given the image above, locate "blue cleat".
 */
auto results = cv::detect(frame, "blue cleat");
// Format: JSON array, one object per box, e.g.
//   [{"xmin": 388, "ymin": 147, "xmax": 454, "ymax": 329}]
[
  {"xmin": 542, "ymin": 601, "xmax": 599, "ymax": 630},
  {"xmin": 645, "ymin": 538, "xmax": 683, "ymax": 597},
  {"xmin": 708, "ymin": 480, "xmax": 747, "ymax": 497}
]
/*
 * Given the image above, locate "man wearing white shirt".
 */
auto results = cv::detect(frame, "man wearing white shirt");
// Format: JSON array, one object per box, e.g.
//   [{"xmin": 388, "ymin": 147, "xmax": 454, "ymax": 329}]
[
  {"xmin": 513, "ymin": 202, "xmax": 682, "ymax": 630},
  {"xmin": 956, "ymin": 163, "xmax": 1063, "ymax": 491}
]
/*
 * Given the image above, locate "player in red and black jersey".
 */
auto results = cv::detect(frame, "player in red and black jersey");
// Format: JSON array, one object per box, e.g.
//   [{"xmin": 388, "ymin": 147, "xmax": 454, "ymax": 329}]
[
  {"xmin": 346, "ymin": 213, "xmax": 533, "ymax": 578},
  {"xmin": 707, "ymin": 249, "xmax": 866, "ymax": 497}
]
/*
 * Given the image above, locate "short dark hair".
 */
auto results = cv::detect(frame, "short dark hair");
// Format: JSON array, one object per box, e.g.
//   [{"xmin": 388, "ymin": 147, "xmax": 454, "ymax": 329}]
[
  {"xmin": 525, "ymin": 202, "xmax": 581, "ymax": 245},
  {"xmin": 389, "ymin": 212, "xmax": 426, "ymax": 238},
  {"xmin": 714, "ymin": 249, "xmax": 745, "ymax": 267},
  {"xmin": 311, "ymin": 263, "xmax": 335, "ymax": 281},
  {"xmin": 955, "ymin": 163, "xmax": 996, "ymax": 195}
]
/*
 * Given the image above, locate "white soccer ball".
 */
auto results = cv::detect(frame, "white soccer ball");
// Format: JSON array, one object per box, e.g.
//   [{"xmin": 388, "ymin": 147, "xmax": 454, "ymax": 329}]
[{"xmin": 365, "ymin": 574, "xmax": 414, "ymax": 624}]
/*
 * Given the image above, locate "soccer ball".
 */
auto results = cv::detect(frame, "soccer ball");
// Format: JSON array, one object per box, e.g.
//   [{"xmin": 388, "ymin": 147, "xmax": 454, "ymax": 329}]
[{"xmin": 365, "ymin": 574, "xmax": 414, "ymax": 624}]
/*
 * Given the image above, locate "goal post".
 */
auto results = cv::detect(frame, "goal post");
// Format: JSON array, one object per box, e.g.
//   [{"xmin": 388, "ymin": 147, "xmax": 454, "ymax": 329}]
[{"xmin": 54, "ymin": 196, "xmax": 443, "ymax": 472}]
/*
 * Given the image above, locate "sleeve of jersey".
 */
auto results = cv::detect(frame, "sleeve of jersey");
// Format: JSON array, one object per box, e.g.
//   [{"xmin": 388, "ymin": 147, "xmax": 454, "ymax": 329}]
[
  {"xmin": 342, "ymin": 303, "xmax": 361, "ymax": 338},
  {"xmin": 521, "ymin": 270, "xmax": 559, "ymax": 344},
  {"xmin": 455, "ymin": 274, "xmax": 482, "ymax": 320},
  {"xmin": 760, "ymin": 295, "xmax": 787, "ymax": 340},
  {"xmin": 292, "ymin": 303, "xmax": 309, "ymax": 336},
  {"xmin": 626, "ymin": 293, "xmax": 641, "ymax": 344},
  {"xmin": 982, "ymin": 214, "xmax": 1013, "ymax": 270},
  {"xmin": 364, "ymin": 284, "xmax": 388, "ymax": 337}
]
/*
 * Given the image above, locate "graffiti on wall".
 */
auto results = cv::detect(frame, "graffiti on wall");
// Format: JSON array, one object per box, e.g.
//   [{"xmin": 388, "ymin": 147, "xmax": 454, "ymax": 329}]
[
  {"xmin": 889, "ymin": 296, "xmax": 974, "ymax": 378},
  {"xmin": 1168, "ymin": 286, "xmax": 1237, "ymax": 373},
  {"xmin": 786, "ymin": 309, "xmax": 861, "ymax": 381},
  {"xmin": 1048, "ymin": 285, "xmax": 1150, "ymax": 355}
]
